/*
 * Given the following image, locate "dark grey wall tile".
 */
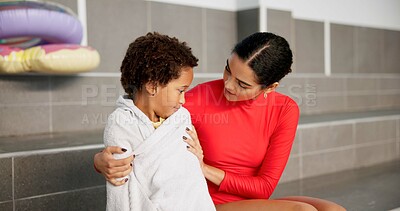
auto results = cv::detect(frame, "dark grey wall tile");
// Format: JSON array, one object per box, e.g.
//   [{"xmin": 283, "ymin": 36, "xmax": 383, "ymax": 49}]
[
  {"xmin": 206, "ymin": 9, "xmax": 237, "ymax": 73},
  {"xmin": 355, "ymin": 120, "xmax": 397, "ymax": 145},
  {"xmin": 267, "ymin": 9, "xmax": 293, "ymax": 45},
  {"xmin": 280, "ymin": 156, "xmax": 300, "ymax": 183},
  {"xmin": 304, "ymin": 95, "xmax": 346, "ymax": 115},
  {"xmin": 15, "ymin": 186, "xmax": 105, "ymax": 211},
  {"xmin": 331, "ymin": 24, "xmax": 355, "ymax": 73},
  {"xmin": 302, "ymin": 148, "xmax": 355, "ymax": 178},
  {"xmin": 0, "ymin": 106, "xmax": 50, "ymax": 136},
  {"xmin": 151, "ymin": 2, "xmax": 204, "ymax": 72},
  {"xmin": 383, "ymin": 30, "xmax": 400, "ymax": 73},
  {"xmin": 378, "ymin": 94, "xmax": 400, "ymax": 110},
  {"xmin": 379, "ymin": 78, "xmax": 400, "ymax": 90},
  {"xmin": 300, "ymin": 124, "xmax": 353, "ymax": 153},
  {"xmin": 346, "ymin": 95, "xmax": 379, "ymax": 112},
  {"xmin": 52, "ymin": 104, "xmax": 114, "ymax": 132},
  {"xmin": 355, "ymin": 27, "xmax": 384, "ymax": 73},
  {"xmin": 355, "ymin": 142, "xmax": 397, "ymax": 167},
  {"xmin": 14, "ymin": 149, "xmax": 105, "ymax": 199},
  {"xmin": 0, "ymin": 202, "xmax": 13, "ymax": 211},
  {"xmin": 0, "ymin": 76, "xmax": 49, "ymax": 105},
  {"xmin": 294, "ymin": 19, "xmax": 324, "ymax": 73},
  {"xmin": 87, "ymin": 0, "xmax": 148, "ymax": 72},
  {"xmin": 346, "ymin": 78, "xmax": 378, "ymax": 92},
  {"xmin": 0, "ymin": 131, "xmax": 103, "ymax": 154},
  {"xmin": 0, "ymin": 158, "xmax": 12, "ymax": 202},
  {"xmin": 52, "ymin": 0, "xmax": 77, "ymax": 13},
  {"xmin": 306, "ymin": 77, "xmax": 346, "ymax": 94},
  {"xmin": 237, "ymin": 8, "xmax": 259, "ymax": 42},
  {"xmin": 51, "ymin": 76, "xmax": 122, "ymax": 104}
]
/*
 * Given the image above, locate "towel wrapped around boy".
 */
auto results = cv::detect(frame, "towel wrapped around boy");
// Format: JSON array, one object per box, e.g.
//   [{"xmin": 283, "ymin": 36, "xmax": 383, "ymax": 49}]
[{"xmin": 104, "ymin": 95, "xmax": 215, "ymax": 211}]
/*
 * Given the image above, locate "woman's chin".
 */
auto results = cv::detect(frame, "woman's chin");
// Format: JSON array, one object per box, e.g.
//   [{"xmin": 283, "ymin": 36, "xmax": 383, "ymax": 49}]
[{"xmin": 223, "ymin": 91, "xmax": 237, "ymax": 102}]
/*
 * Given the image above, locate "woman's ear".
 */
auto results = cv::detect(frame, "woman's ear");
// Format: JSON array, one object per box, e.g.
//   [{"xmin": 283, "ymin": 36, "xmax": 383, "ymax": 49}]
[
  {"xmin": 264, "ymin": 82, "xmax": 279, "ymax": 94},
  {"xmin": 144, "ymin": 82, "xmax": 157, "ymax": 96}
]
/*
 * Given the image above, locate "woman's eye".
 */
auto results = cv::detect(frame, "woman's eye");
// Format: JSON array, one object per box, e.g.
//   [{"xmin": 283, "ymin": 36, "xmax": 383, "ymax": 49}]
[
  {"xmin": 178, "ymin": 89, "xmax": 185, "ymax": 93},
  {"xmin": 238, "ymin": 83, "xmax": 247, "ymax": 89},
  {"xmin": 224, "ymin": 66, "xmax": 231, "ymax": 74}
]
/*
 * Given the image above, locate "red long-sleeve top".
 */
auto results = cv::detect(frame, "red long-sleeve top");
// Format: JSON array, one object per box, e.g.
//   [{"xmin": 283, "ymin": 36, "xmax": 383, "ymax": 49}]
[{"xmin": 184, "ymin": 79, "xmax": 299, "ymax": 205}]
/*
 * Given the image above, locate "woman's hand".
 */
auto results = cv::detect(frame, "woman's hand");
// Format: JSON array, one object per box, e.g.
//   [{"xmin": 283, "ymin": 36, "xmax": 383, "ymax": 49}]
[
  {"xmin": 93, "ymin": 146, "xmax": 134, "ymax": 186},
  {"xmin": 183, "ymin": 125, "xmax": 226, "ymax": 186},
  {"xmin": 183, "ymin": 126, "xmax": 205, "ymax": 169}
]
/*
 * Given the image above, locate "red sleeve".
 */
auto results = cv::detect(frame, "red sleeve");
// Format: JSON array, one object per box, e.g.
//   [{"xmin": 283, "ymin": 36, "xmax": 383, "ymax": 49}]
[{"xmin": 218, "ymin": 99, "xmax": 299, "ymax": 199}]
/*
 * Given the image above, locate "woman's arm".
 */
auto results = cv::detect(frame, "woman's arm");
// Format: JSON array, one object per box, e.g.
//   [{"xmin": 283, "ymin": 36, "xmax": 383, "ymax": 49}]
[
  {"xmin": 219, "ymin": 101, "xmax": 299, "ymax": 199},
  {"xmin": 94, "ymin": 146, "xmax": 133, "ymax": 186},
  {"xmin": 186, "ymin": 100, "xmax": 299, "ymax": 199}
]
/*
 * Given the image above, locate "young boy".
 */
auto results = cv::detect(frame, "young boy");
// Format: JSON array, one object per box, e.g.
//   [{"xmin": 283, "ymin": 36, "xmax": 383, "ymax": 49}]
[{"xmin": 104, "ymin": 32, "xmax": 215, "ymax": 211}]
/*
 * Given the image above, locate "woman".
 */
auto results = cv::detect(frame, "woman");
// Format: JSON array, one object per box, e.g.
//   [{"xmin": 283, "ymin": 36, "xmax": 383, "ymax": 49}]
[{"xmin": 95, "ymin": 32, "xmax": 345, "ymax": 211}]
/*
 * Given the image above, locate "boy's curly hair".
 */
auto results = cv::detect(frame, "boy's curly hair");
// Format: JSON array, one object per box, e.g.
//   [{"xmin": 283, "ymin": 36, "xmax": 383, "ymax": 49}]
[{"xmin": 120, "ymin": 32, "xmax": 198, "ymax": 98}]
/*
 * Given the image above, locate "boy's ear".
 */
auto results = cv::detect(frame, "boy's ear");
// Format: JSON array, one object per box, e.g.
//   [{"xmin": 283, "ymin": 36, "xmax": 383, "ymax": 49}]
[
  {"xmin": 264, "ymin": 82, "xmax": 279, "ymax": 94},
  {"xmin": 145, "ymin": 82, "xmax": 158, "ymax": 96}
]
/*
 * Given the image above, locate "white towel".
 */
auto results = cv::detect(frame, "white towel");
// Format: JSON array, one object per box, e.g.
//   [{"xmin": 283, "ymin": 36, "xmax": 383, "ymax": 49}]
[{"xmin": 104, "ymin": 95, "xmax": 215, "ymax": 211}]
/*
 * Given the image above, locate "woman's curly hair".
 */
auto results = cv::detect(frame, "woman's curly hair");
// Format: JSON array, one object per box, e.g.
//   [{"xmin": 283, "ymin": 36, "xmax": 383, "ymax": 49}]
[{"xmin": 120, "ymin": 32, "xmax": 198, "ymax": 97}]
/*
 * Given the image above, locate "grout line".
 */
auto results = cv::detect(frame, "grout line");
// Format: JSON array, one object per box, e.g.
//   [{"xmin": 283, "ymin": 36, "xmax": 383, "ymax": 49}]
[
  {"xmin": 49, "ymin": 76, "xmax": 53, "ymax": 133},
  {"xmin": 352, "ymin": 122, "xmax": 357, "ymax": 168},
  {"xmin": 298, "ymin": 115, "xmax": 400, "ymax": 128},
  {"xmin": 147, "ymin": 1, "xmax": 152, "ymax": 32},
  {"xmin": 286, "ymin": 73, "xmax": 400, "ymax": 78},
  {"xmin": 301, "ymin": 138, "xmax": 398, "ymax": 156},
  {"xmin": 14, "ymin": 185, "xmax": 105, "ymax": 202},
  {"xmin": 324, "ymin": 20, "xmax": 331, "ymax": 76},
  {"xmin": 1, "ymin": 72, "xmax": 399, "ymax": 78},
  {"xmin": 201, "ymin": 8, "xmax": 207, "ymax": 73},
  {"xmin": 0, "ymin": 144, "xmax": 104, "ymax": 159},
  {"xmin": 12, "ymin": 157, "xmax": 15, "ymax": 211},
  {"xmin": 397, "ymin": 119, "xmax": 400, "ymax": 158},
  {"xmin": 298, "ymin": 130, "xmax": 303, "ymax": 180},
  {"xmin": 259, "ymin": 3, "xmax": 267, "ymax": 32},
  {"xmin": 77, "ymin": 0, "xmax": 88, "ymax": 46}
]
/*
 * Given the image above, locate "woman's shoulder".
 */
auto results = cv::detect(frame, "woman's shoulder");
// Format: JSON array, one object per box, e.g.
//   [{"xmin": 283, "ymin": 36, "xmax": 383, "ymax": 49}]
[
  {"xmin": 188, "ymin": 79, "xmax": 223, "ymax": 95},
  {"xmin": 270, "ymin": 91, "xmax": 298, "ymax": 106},
  {"xmin": 185, "ymin": 79, "xmax": 224, "ymax": 107},
  {"xmin": 268, "ymin": 91, "xmax": 299, "ymax": 116}
]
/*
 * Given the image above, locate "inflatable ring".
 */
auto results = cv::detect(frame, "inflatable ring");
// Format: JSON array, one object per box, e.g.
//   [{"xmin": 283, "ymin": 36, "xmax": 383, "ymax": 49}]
[
  {"xmin": 0, "ymin": 44, "xmax": 100, "ymax": 74},
  {"xmin": 0, "ymin": 1, "xmax": 100, "ymax": 74},
  {"xmin": 0, "ymin": 8, "xmax": 82, "ymax": 47}
]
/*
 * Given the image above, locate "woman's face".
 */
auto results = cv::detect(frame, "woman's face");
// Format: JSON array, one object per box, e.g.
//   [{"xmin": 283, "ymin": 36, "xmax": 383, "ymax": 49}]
[
  {"xmin": 223, "ymin": 54, "xmax": 264, "ymax": 101},
  {"xmin": 153, "ymin": 67, "xmax": 194, "ymax": 118}
]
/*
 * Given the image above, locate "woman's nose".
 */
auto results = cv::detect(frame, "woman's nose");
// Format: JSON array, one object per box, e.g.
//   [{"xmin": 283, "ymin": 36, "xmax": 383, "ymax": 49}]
[{"xmin": 224, "ymin": 76, "xmax": 235, "ymax": 92}]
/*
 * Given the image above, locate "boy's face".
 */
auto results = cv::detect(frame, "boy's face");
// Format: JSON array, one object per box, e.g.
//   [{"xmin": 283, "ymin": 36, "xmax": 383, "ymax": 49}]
[{"xmin": 154, "ymin": 67, "xmax": 194, "ymax": 119}]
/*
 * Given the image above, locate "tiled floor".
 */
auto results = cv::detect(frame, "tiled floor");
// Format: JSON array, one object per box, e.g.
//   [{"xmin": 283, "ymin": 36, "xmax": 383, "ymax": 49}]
[{"xmin": 272, "ymin": 160, "xmax": 400, "ymax": 211}]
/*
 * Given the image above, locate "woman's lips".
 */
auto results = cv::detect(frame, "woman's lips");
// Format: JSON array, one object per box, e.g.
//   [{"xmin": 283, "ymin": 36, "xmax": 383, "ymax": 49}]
[{"xmin": 224, "ymin": 88, "xmax": 234, "ymax": 96}]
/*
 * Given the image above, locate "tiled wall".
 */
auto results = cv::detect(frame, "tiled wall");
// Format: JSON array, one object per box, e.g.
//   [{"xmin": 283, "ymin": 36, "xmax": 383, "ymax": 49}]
[
  {"xmin": 0, "ymin": 148, "xmax": 105, "ymax": 210},
  {"xmin": 280, "ymin": 116, "xmax": 400, "ymax": 183},
  {"xmin": 265, "ymin": 9, "xmax": 400, "ymax": 115},
  {"xmin": 1, "ymin": 3, "xmax": 399, "ymax": 137},
  {"xmin": 0, "ymin": 0, "xmax": 237, "ymax": 137}
]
